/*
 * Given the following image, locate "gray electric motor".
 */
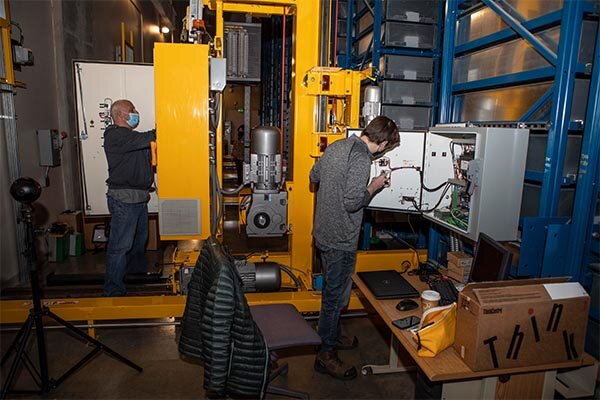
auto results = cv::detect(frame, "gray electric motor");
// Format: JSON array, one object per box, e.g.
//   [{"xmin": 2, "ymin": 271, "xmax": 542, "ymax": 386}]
[
  {"xmin": 235, "ymin": 260, "xmax": 281, "ymax": 292},
  {"xmin": 247, "ymin": 126, "xmax": 282, "ymax": 194},
  {"xmin": 245, "ymin": 126, "xmax": 288, "ymax": 237}
]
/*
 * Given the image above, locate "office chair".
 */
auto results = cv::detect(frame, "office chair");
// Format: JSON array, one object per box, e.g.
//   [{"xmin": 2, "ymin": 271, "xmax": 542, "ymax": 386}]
[
  {"xmin": 179, "ymin": 237, "xmax": 321, "ymax": 400},
  {"xmin": 251, "ymin": 303, "xmax": 322, "ymax": 400}
]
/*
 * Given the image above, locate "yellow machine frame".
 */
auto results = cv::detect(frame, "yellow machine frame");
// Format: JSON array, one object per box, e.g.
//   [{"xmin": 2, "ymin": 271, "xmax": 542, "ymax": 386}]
[
  {"xmin": 0, "ymin": 0, "xmax": 425, "ymax": 329},
  {"xmin": 155, "ymin": 0, "xmax": 423, "ymax": 296}
]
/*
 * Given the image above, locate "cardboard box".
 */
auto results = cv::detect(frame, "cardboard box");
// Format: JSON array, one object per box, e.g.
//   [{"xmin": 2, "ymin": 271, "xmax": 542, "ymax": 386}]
[
  {"xmin": 58, "ymin": 210, "xmax": 84, "ymax": 233},
  {"xmin": 454, "ymin": 277, "xmax": 590, "ymax": 371},
  {"xmin": 447, "ymin": 251, "xmax": 473, "ymax": 267},
  {"xmin": 447, "ymin": 262, "xmax": 470, "ymax": 283}
]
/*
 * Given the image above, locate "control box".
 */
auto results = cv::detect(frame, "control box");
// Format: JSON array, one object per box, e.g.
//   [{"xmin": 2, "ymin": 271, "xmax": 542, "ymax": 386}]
[
  {"xmin": 422, "ymin": 127, "xmax": 528, "ymax": 241},
  {"xmin": 366, "ymin": 127, "xmax": 529, "ymax": 241},
  {"xmin": 36, "ymin": 129, "xmax": 61, "ymax": 167}
]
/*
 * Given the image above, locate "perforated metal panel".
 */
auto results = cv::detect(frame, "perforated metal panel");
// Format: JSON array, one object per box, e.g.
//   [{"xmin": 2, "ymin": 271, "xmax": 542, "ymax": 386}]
[
  {"xmin": 224, "ymin": 22, "xmax": 261, "ymax": 82},
  {"xmin": 158, "ymin": 199, "xmax": 201, "ymax": 236}
]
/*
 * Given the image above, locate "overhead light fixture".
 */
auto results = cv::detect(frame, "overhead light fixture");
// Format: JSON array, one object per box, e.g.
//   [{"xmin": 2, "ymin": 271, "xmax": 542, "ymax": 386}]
[
  {"xmin": 150, "ymin": 25, "xmax": 160, "ymax": 34},
  {"xmin": 161, "ymin": 26, "xmax": 170, "ymax": 34}
]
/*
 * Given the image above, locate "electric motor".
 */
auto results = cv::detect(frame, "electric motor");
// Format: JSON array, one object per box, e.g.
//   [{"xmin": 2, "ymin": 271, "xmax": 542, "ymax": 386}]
[
  {"xmin": 362, "ymin": 85, "xmax": 381, "ymax": 127},
  {"xmin": 235, "ymin": 260, "xmax": 281, "ymax": 292},
  {"xmin": 248, "ymin": 126, "xmax": 282, "ymax": 194}
]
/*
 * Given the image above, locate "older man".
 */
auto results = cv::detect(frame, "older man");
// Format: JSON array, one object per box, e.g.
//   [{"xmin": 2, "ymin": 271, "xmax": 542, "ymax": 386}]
[{"xmin": 103, "ymin": 99, "xmax": 156, "ymax": 296}]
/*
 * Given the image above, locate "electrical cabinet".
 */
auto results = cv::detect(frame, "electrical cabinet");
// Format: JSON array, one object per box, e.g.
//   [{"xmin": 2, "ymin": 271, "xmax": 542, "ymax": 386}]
[
  {"xmin": 74, "ymin": 61, "xmax": 157, "ymax": 216},
  {"xmin": 36, "ymin": 129, "xmax": 61, "ymax": 167},
  {"xmin": 368, "ymin": 127, "xmax": 529, "ymax": 241},
  {"xmin": 368, "ymin": 131, "xmax": 425, "ymax": 212}
]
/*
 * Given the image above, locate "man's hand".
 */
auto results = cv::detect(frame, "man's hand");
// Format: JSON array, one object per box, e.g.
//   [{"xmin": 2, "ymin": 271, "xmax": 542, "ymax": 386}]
[{"xmin": 367, "ymin": 171, "xmax": 388, "ymax": 195}]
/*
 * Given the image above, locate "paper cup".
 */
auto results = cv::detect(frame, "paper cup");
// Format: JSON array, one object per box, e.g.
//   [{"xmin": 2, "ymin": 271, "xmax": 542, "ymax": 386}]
[{"xmin": 421, "ymin": 290, "xmax": 440, "ymax": 311}]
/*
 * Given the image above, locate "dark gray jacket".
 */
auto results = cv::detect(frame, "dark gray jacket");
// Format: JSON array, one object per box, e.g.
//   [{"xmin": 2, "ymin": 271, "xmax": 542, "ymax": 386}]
[
  {"xmin": 103, "ymin": 125, "xmax": 156, "ymax": 191},
  {"xmin": 310, "ymin": 135, "xmax": 372, "ymax": 251},
  {"xmin": 179, "ymin": 238, "xmax": 269, "ymax": 398}
]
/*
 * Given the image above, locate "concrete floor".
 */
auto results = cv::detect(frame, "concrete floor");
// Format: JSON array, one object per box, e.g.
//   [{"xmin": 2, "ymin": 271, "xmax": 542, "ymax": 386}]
[
  {"xmin": 1, "ymin": 222, "xmax": 418, "ymax": 399},
  {"xmin": 1, "ymin": 315, "xmax": 417, "ymax": 399}
]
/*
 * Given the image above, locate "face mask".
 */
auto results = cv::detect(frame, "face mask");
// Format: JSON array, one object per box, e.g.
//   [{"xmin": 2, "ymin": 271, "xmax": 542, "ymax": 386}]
[{"xmin": 127, "ymin": 112, "xmax": 140, "ymax": 128}]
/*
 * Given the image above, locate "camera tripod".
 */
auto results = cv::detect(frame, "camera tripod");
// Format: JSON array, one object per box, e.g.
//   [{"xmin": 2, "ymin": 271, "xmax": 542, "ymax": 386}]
[{"xmin": 1, "ymin": 197, "xmax": 142, "ymax": 399}]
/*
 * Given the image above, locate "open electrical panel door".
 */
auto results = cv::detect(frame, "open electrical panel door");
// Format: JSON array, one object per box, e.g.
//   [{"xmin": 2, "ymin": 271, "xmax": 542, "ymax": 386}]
[
  {"xmin": 74, "ymin": 61, "xmax": 158, "ymax": 216},
  {"xmin": 367, "ymin": 127, "xmax": 529, "ymax": 241},
  {"xmin": 367, "ymin": 131, "xmax": 426, "ymax": 213}
]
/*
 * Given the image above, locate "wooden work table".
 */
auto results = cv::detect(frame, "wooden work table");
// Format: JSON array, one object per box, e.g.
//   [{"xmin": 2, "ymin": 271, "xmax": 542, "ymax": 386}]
[{"xmin": 352, "ymin": 272, "xmax": 597, "ymax": 398}]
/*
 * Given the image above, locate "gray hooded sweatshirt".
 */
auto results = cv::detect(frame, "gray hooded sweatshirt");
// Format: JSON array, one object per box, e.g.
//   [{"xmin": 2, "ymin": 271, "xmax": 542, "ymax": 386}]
[{"xmin": 310, "ymin": 135, "xmax": 373, "ymax": 251}]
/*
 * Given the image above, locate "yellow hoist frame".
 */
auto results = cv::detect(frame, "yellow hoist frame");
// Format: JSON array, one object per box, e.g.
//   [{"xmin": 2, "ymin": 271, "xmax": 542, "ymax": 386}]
[{"xmin": 0, "ymin": 0, "xmax": 425, "ymax": 331}]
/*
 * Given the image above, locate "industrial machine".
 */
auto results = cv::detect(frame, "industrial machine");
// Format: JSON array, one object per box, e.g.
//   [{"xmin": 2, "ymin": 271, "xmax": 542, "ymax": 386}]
[
  {"xmin": 0, "ymin": 0, "xmax": 529, "ymax": 328},
  {"xmin": 153, "ymin": 0, "xmax": 424, "ymax": 302}
]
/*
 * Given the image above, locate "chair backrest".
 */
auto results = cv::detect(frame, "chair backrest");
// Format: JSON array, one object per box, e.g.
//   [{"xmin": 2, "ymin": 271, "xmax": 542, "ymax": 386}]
[{"xmin": 179, "ymin": 237, "xmax": 269, "ymax": 398}]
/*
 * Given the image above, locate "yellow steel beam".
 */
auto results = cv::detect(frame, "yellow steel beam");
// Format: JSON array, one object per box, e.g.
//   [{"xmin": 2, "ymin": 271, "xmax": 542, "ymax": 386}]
[
  {"xmin": 221, "ymin": 3, "xmax": 288, "ymax": 14},
  {"xmin": 207, "ymin": 0, "xmax": 298, "ymax": 9},
  {"xmin": 357, "ymin": 249, "xmax": 427, "ymax": 272},
  {"xmin": 287, "ymin": 0, "xmax": 321, "ymax": 293},
  {"xmin": 0, "ymin": 291, "xmax": 367, "ymax": 324}
]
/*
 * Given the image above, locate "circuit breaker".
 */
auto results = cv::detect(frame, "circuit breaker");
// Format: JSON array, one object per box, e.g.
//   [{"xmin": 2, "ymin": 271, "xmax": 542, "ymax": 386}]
[
  {"xmin": 36, "ymin": 129, "xmax": 61, "ymax": 167},
  {"xmin": 367, "ymin": 127, "xmax": 529, "ymax": 241}
]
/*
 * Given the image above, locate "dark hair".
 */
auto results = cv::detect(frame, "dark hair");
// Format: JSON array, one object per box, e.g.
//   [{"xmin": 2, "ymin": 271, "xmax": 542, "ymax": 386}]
[{"xmin": 361, "ymin": 116, "xmax": 400, "ymax": 148}]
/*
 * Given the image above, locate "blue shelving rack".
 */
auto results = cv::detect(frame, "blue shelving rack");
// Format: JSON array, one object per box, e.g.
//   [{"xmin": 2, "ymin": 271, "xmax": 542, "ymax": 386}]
[
  {"xmin": 341, "ymin": 0, "xmax": 445, "ymax": 129},
  {"xmin": 436, "ymin": 0, "xmax": 599, "ymax": 286}
]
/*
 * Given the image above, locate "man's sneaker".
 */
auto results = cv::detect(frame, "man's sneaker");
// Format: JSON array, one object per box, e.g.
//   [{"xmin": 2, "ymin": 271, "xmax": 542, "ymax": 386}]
[
  {"xmin": 314, "ymin": 350, "xmax": 357, "ymax": 380},
  {"xmin": 336, "ymin": 335, "xmax": 359, "ymax": 350}
]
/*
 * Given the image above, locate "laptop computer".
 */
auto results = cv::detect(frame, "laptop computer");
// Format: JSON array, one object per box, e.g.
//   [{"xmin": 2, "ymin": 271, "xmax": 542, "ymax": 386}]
[{"xmin": 357, "ymin": 270, "xmax": 420, "ymax": 299}]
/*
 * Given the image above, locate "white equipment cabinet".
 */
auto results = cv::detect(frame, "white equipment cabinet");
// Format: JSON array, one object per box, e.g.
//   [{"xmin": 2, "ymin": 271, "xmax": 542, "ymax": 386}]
[
  {"xmin": 74, "ymin": 61, "xmax": 157, "ymax": 216},
  {"xmin": 368, "ymin": 131, "xmax": 425, "ymax": 212},
  {"xmin": 367, "ymin": 127, "xmax": 529, "ymax": 241}
]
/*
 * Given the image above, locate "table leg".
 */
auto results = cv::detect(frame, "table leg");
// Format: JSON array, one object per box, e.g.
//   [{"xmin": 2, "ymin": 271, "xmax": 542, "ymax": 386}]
[{"xmin": 361, "ymin": 334, "xmax": 416, "ymax": 375}]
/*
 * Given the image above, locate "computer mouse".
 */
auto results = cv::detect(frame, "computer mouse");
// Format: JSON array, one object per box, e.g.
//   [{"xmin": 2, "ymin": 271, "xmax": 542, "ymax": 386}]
[{"xmin": 396, "ymin": 299, "xmax": 419, "ymax": 311}]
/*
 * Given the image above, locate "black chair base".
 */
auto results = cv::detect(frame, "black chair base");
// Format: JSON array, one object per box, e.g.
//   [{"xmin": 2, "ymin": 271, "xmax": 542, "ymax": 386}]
[{"xmin": 267, "ymin": 362, "xmax": 309, "ymax": 400}]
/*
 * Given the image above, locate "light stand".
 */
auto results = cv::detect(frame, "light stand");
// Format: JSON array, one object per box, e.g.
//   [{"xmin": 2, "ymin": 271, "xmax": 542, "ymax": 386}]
[{"xmin": 1, "ymin": 178, "xmax": 142, "ymax": 399}]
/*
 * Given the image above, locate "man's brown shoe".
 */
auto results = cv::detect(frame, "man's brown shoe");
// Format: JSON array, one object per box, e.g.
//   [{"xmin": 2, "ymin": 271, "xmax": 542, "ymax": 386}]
[
  {"xmin": 314, "ymin": 350, "xmax": 357, "ymax": 380},
  {"xmin": 335, "ymin": 335, "xmax": 359, "ymax": 350}
]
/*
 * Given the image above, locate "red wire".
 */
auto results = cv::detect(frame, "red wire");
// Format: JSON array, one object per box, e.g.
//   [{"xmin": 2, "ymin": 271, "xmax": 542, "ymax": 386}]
[{"xmin": 280, "ymin": 8, "xmax": 286, "ymax": 141}]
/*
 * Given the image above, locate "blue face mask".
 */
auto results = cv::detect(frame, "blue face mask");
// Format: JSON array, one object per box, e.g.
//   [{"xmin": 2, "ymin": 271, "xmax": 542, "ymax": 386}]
[{"xmin": 127, "ymin": 112, "xmax": 140, "ymax": 128}]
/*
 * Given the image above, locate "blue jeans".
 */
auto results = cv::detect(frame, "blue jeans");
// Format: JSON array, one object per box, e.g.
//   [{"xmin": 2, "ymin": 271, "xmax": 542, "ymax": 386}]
[
  {"xmin": 104, "ymin": 196, "xmax": 148, "ymax": 296},
  {"xmin": 316, "ymin": 241, "xmax": 357, "ymax": 352}
]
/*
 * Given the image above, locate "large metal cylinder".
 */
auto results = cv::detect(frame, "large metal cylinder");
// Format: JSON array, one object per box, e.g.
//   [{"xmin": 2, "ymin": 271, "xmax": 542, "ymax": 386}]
[
  {"xmin": 251, "ymin": 126, "xmax": 280, "ymax": 155},
  {"xmin": 249, "ymin": 126, "xmax": 282, "ymax": 193},
  {"xmin": 362, "ymin": 85, "xmax": 381, "ymax": 127}
]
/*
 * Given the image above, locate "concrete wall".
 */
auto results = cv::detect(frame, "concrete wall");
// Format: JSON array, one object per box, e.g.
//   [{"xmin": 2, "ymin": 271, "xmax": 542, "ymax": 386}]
[{"xmin": 1, "ymin": 0, "xmax": 174, "ymax": 283}]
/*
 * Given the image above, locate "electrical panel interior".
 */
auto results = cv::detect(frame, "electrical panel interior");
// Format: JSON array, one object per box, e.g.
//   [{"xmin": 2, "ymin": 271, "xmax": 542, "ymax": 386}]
[{"xmin": 367, "ymin": 127, "xmax": 529, "ymax": 241}]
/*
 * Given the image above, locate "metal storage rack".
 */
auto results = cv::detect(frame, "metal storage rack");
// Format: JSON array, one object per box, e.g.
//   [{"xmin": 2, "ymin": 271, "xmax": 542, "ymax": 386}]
[
  {"xmin": 434, "ymin": 0, "xmax": 599, "ymax": 291},
  {"xmin": 341, "ymin": 0, "xmax": 444, "ymax": 130},
  {"xmin": 260, "ymin": 15, "xmax": 293, "ymax": 165}
]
